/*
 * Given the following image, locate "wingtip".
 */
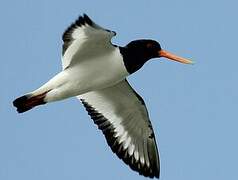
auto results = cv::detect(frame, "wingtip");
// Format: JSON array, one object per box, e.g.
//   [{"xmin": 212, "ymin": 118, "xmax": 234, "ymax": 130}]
[
  {"xmin": 83, "ymin": 13, "xmax": 88, "ymax": 18},
  {"xmin": 155, "ymin": 169, "xmax": 160, "ymax": 179},
  {"xmin": 83, "ymin": 13, "xmax": 93, "ymax": 25}
]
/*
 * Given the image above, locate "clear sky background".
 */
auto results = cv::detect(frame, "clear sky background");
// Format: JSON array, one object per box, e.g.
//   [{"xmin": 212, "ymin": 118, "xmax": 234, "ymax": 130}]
[{"xmin": 1, "ymin": 0, "xmax": 238, "ymax": 180}]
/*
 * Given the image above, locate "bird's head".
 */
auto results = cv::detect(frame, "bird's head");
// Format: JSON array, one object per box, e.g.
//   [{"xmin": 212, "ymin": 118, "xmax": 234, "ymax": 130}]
[{"xmin": 126, "ymin": 39, "xmax": 193, "ymax": 64}]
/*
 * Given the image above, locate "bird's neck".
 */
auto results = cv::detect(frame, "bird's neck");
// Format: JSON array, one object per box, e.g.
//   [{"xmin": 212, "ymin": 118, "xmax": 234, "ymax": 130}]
[{"xmin": 119, "ymin": 47, "xmax": 149, "ymax": 74}]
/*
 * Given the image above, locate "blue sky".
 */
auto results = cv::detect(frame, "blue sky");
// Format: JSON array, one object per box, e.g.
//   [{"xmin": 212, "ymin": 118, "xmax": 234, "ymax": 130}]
[{"xmin": 1, "ymin": 0, "xmax": 238, "ymax": 179}]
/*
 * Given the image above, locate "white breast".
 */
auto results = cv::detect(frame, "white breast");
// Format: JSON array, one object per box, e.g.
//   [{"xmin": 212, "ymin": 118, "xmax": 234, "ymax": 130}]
[{"xmin": 68, "ymin": 47, "xmax": 129, "ymax": 92}]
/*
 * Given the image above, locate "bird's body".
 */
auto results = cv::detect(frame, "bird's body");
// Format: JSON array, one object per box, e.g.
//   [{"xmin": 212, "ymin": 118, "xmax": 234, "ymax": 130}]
[
  {"xmin": 32, "ymin": 47, "xmax": 128, "ymax": 102},
  {"xmin": 30, "ymin": 16, "xmax": 128, "ymax": 103},
  {"xmin": 13, "ymin": 14, "xmax": 192, "ymax": 178}
]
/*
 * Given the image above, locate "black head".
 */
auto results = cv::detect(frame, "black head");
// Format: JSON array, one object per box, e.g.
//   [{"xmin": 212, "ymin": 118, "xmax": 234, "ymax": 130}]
[
  {"xmin": 126, "ymin": 39, "xmax": 162, "ymax": 60},
  {"xmin": 120, "ymin": 39, "xmax": 162, "ymax": 73},
  {"xmin": 120, "ymin": 39, "xmax": 193, "ymax": 74}
]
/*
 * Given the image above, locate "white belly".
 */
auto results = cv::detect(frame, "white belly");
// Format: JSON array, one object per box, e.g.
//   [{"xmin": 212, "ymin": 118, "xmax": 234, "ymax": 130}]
[
  {"xmin": 70, "ymin": 48, "xmax": 129, "ymax": 91},
  {"xmin": 42, "ymin": 48, "xmax": 129, "ymax": 102}
]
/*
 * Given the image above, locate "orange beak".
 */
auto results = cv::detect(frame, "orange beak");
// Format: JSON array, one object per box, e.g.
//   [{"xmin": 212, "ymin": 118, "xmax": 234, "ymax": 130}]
[{"xmin": 159, "ymin": 50, "xmax": 193, "ymax": 64}]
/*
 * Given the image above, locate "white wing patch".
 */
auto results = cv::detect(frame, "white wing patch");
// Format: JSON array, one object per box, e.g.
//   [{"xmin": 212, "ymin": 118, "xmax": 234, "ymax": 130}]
[
  {"xmin": 77, "ymin": 80, "xmax": 160, "ymax": 178},
  {"xmin": 61, "ymin": 14, "xmax": 116, "ymax": 69}
]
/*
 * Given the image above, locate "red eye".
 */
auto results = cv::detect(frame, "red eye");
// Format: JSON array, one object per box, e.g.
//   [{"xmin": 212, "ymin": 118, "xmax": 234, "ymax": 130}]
[{"xmin": 146, "ymin": 43, "xmax": 153, "ymax": 48}]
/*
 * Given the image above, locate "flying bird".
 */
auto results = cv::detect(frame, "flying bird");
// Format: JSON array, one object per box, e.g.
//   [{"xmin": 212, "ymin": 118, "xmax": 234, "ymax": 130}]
[{"xmin": 13, "ymin": 14, "xmax": 192, "ymax": 178}]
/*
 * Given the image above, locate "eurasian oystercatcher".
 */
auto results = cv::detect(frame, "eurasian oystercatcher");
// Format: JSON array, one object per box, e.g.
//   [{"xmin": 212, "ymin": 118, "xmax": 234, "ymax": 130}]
[{"xmin": 13, "ymin": 14, "xmax": 192, "ymax": 178}]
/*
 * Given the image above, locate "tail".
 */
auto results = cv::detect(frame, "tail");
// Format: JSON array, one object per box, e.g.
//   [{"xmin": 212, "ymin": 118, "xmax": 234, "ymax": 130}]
[{"xmin": 13, "ymin": 92, "xmax": 47, "ymax": 113}]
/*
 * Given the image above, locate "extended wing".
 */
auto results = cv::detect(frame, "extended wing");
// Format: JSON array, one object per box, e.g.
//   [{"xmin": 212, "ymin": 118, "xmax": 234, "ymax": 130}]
[
  {"xmin": 77, "ymin": 80, "xmax": 160, "ymax": 178},
  {"xmin": 62, "ymin": 14, "xmax": 116, "ymax": 69}
]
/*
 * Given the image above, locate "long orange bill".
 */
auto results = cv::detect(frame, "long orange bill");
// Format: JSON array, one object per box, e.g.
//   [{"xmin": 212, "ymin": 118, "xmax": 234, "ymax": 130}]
[{"xmin": 159, "ymin": 49, "xmax": 193, "ymax": 64}]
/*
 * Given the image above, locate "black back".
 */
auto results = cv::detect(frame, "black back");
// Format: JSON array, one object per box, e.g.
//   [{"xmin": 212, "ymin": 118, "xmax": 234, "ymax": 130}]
[{"xmin": 119, "ymin": 40, "xmax": 161, "ymax": 74}]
